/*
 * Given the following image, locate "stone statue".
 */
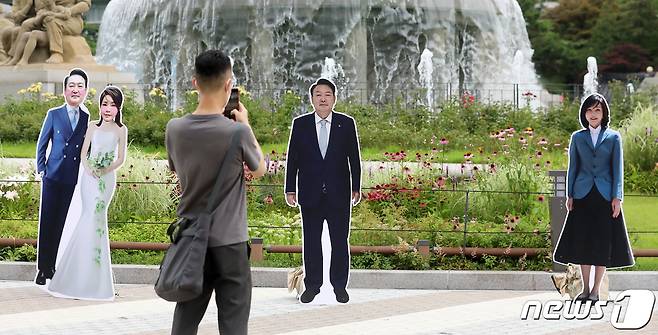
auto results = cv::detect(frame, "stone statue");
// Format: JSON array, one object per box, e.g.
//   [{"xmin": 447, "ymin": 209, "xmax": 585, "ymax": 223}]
[
  {"xmin": 3, "ymin": 0, "xmax": 58, "ymax": 65},
  {"xmin": 0, "ymin": 0, "xmax": 34, "ymax": 62},
  {"xmin": 43, "ymin": 0, "xmax": 92, "ymax": 64},
  {"xmin": 0, "ymin": 0, "xmax": 94, "ymax": 66}
]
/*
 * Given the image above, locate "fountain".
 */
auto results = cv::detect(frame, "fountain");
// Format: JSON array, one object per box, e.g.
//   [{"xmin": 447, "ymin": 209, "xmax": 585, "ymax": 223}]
[
  {"xmin": 583, "ymin": 56, "xmax": 598, "ymax": 98},
  {"xmin": 320, "ymin": 57, "xmax": 345, "ymax": 95},
  {"xmin": 417, "ymin": 48, "xmax": 434, "ymax": 107},
  {"xmin": 97, "ymin": 0, "xmax": 543, "ymax": 108}
]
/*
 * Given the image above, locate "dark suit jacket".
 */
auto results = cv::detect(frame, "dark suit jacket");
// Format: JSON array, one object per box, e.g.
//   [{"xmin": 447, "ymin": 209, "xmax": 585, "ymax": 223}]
[
  {"xmin": 285, "ymin": 112, "xmax": 361, "ymax": 208},
  {"xmin": 567, "ymin": 127, "xmax": 623, "ymax": 202},
  {"xmin": 36, "ymin": 104, "xmax": 89, "ymax": 185}
]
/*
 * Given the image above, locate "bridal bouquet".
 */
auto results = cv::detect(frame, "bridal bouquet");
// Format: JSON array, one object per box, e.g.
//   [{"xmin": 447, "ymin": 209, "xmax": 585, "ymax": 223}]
[{"xmin": 88, "ymin": 151, "xmax": 115, "ymax": 193}]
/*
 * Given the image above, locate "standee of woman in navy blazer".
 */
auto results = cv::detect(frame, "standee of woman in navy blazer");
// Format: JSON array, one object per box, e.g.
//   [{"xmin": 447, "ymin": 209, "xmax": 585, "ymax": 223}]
[{"xmin": 553, "ymin": 93, "xmax": 634, "ymax": 301}]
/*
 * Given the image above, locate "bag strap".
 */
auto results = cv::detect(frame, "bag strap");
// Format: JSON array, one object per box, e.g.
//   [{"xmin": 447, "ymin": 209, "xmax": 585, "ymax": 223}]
[{"xmin": 204, "ymin": 126, "xmax": 243, "ymax": 214}]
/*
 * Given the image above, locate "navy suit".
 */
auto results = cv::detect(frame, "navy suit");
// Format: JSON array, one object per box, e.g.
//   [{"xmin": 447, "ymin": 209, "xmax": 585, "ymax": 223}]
[
  {"xmin": 567, "ymin": 127, "xmax": 623, "ymax": 202},
  {"xmin": 285, "ymin": 112, "xmax": 361, "ymax": 292},
  {"xmin": 36, "ymin": 104, "xmax": 88, "ymax": 274}
]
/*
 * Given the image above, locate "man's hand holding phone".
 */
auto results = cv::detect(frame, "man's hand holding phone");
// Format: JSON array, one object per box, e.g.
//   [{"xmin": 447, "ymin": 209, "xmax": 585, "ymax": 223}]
[
  {"xmin": 224, "ymin": 87, "xmax": 240, "ymax": 120},
  {"xmin": 232, "ymin": 102, "xmax": 249, "ymax": 124}
]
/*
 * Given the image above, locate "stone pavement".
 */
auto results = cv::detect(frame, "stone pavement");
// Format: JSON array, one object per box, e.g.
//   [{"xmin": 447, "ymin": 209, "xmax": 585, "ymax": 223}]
[{"xmin": 0, "ymin": 281, "xmax": 656, "ymax": 335}]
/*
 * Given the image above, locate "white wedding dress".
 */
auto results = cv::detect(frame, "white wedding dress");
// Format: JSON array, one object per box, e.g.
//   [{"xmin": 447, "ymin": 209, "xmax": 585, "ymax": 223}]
[{"xmin": 48, "ymin": 129, "xmax": 117, "ymax": 301}]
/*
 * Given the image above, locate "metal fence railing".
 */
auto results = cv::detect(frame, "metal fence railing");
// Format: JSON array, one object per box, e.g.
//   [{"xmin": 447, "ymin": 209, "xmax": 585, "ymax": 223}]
[{"xmin": 1, "ymin": 172, "xmax": 657, "ymax": 263}]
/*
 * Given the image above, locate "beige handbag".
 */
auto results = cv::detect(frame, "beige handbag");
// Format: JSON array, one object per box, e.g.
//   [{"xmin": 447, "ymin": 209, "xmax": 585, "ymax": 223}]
[
  {"xmin": 551, "ymin": 263, "xmax": 609, "ymax": 300},
  {"xmin": 287, "ymin": 266, "xmax": 305, "ymax": 298}
]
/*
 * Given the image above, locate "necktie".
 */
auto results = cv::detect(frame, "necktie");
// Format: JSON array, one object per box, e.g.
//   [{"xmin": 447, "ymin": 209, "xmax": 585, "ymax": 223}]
[
  {"xmin": 319, "ymin": 119, "xmax": 328, "ymax": 158},
  {"xmin": 70, "ymin": 109, "xmax": 78, "ymax": 130}
]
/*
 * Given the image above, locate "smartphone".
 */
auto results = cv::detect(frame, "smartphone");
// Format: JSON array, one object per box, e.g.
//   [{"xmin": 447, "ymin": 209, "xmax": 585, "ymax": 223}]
[{"xmin": 224, "ymin": 88, "xmax": 240, "ymax": 120}]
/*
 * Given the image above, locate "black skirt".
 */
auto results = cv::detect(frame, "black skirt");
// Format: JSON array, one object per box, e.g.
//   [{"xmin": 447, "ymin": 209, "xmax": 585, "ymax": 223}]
[{"xmin": 553, "ymin": 187, "xmax": 634, "ymax": 268}]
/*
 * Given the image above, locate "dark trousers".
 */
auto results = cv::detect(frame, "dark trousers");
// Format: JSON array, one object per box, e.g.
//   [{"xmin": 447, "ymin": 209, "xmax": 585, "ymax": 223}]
[
  {"xmin": 172, "ymin": 242, "xmax": 252, "ymax": 335},
  {"xmin": 37, "ymin": 178, "xmax": 76, "ymax": 273},
  {"xmin": 300, "ymin": 197, "xmax": 351, "ymax": 291}
]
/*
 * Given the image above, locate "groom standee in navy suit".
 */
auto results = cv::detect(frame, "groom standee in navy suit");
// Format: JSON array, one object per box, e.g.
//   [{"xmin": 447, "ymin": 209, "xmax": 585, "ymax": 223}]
[
  {"xmin": 285, "ymin": 78, "xmax": 361, "ymax": 303},
  {"xmin": 35, "ymin": 68, "xmax": 89, "ymax": 285}
]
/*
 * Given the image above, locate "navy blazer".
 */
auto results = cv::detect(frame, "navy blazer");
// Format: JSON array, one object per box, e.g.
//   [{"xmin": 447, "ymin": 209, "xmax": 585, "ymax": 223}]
[
  {"xmin": 285, "ymin": 112, "xmax": 361, "ymax": 208},
  {"xmin": 567, "ymin": 127, "xmax": 623, "ymax": 202},
  {"xmin": 36, "ymin": 104, "xmax": 89, "ymax": 185}
]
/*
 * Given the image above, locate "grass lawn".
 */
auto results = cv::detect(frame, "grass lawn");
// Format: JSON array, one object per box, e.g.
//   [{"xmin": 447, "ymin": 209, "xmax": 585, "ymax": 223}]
[
  {"xmin": 622, "ymin": 196, "xmax": 658, "ymax": 271},
  {"xmin": 0, "ymin": 141, "xmax": 568, "ymax": 167}
]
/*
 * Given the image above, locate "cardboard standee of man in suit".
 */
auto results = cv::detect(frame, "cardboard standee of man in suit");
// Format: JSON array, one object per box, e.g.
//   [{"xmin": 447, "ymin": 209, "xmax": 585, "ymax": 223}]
[
  {"xmin": 35, "ymin": 68, "xmax": 89, "ymax": 285},
  {"xmin": 285, "ymin": 78, "xmax": 362, "ymax": 304}
]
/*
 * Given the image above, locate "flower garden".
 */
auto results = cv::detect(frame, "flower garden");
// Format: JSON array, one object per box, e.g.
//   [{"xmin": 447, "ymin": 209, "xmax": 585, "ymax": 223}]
[{"xmin": 1, "ymin": 82, "xmax": 657, "ymax": 271}]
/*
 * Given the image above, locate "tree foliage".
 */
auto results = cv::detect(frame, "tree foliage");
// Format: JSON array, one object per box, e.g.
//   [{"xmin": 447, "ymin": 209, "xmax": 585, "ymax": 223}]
[{"xmin": 521, "ymin": 0, "xmax": 658, "ymax": 84}]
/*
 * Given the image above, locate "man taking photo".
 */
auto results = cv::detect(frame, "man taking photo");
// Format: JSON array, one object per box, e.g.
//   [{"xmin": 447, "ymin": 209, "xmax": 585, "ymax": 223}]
[{"xmin": 165, "ymin": 50, "xmax": 266, "ymax": 335}]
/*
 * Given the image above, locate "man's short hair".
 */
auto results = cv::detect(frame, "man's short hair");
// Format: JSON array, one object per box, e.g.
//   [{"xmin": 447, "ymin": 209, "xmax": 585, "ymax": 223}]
[
  {"xmin": 309, "ymin": 78, "xmax": 336, "ymax": 96},
  {"xmin": 64, "ymin": 68, "xmax": 89, "ymax": 88},
  {"xmin": 194, "ymin": 50, "xmax": 232, "ymax": 91}
]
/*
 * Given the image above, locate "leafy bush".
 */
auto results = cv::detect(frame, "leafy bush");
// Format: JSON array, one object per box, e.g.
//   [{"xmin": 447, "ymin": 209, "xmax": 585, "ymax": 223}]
[{"xmin": 473, "ymin": 161, "xmax": 551, "ymax": 222}]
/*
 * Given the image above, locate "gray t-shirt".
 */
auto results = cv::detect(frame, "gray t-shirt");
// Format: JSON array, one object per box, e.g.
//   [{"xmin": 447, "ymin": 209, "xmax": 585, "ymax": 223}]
[{"xmin": 165, "ymin": 114, "xmax": 260, "ymax": 247}]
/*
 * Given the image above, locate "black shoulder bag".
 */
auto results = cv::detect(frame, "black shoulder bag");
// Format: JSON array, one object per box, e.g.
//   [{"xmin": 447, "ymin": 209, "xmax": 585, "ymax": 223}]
[{"xmin": 155, "ymin": 129, "xmax": 241, "ymax": 302}]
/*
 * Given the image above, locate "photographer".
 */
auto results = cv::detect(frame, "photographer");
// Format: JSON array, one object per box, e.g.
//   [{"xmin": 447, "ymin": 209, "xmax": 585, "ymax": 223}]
[{"xmin": 165, "ymin": 50, "xmax": 265, "ymax": 335}]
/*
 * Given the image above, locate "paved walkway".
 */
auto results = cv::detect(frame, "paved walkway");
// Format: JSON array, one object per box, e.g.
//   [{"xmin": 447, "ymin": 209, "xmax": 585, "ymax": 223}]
[{"xmin": 0, "ymin": 281, "xmax": 655, "ymax": 334}]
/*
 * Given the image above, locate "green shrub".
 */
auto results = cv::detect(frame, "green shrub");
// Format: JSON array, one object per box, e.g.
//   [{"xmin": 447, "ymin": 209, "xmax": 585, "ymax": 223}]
[
  {"xmin": 473, "ymin": 161, "xmax": 551, "ymax": 222},
  {"xmin": 0, "ymin": 244, "xmax": 36, "ymax": 262}
]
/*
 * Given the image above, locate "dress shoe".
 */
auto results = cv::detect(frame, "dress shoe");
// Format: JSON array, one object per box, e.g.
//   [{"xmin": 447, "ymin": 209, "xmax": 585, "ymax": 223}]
[
  {"xmin": 35, "ymin": 271, "xmax": 47, "ymax": 285},
  {"xmin": 334, "ymin": 289, "xmax": 349, "ymax": 303},
  {"xmin": 300, "ymin": 289, "xmax": 320, "ymax": 303},
  {"xmin": 46, "ymin": 269, "xmax": 55, "ymax": 279},
  {"xmin": 574, "ymin": 291, "xmax": 590, "ymax": 301},
  {"xmin": 588, "ymin": 293, "xmax": 599, "ymax": 302}
]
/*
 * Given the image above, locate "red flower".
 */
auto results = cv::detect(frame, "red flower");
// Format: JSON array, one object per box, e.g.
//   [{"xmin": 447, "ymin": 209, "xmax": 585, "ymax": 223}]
[
  {"xmin": 537, "ymin": 195, "xmax": 545, "ymax": 202},
  {"xmin": 419, "ymin": 202, "xmax": 427, "ymax": 208}
]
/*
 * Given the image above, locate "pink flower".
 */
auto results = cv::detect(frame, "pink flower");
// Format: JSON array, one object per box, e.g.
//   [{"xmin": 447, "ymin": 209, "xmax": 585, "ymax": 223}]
[
  {"xmin": 538, "ymin": 138, "xmax": 548, "ymax": 145},
  {"xmin": 264, "ymin": 195, "xmax": 274, "ymax": 205},
  {"xmin": 435, "ymin": 177, "xmax": 446, "ymax": 188},
  {"xmin": 440, "ymin": 138, "xmax": 449, "ymax": 145},
  {"xmin": 463, "ymin": 152, "xmax": 473, "ymax": 159}
]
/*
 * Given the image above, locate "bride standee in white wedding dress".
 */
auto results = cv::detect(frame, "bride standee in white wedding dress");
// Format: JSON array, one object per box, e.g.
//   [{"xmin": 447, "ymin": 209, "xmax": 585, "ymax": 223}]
[{"xmin": 48, "ymin": 86, "xmax": 128, "ymax": 301}]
